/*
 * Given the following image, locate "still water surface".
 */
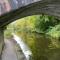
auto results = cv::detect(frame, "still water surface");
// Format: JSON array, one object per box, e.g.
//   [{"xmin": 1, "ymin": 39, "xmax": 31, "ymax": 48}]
[{"xmin": 17, "ymin": 32, "xmax": 60, "ymax": 60}]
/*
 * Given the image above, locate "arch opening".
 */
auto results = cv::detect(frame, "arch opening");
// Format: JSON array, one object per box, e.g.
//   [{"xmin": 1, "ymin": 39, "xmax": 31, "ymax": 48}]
[{"xmin": 4, "ymin": 15, "xmax": 60, "ymax": 60}]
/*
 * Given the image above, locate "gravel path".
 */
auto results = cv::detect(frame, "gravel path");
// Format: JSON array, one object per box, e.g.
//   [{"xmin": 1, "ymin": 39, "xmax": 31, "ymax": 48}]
[{"xmin": 1, "ymin": 40, "xmax": 18, "ymax": 60}]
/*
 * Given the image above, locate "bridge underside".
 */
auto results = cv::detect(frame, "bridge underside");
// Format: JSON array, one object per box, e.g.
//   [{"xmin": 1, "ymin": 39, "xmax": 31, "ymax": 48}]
[{"xmin": 0, "ymin": 0, "xmax": 60, "ymax": 27}]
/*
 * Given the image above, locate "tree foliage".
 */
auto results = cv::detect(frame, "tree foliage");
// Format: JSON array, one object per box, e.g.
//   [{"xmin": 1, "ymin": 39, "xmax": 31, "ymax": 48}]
[{"xmin": 4, "ymin": 14, "xmax": 60, "ymax": 39}]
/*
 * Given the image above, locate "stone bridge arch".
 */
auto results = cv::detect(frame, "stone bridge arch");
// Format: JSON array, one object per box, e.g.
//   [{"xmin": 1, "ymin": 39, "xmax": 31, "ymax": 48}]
[
  {"xmin": 0, "ymin": 0, "xmax": 60, "ymax": 27},
  {"xmin": 0, "ymin": 0, "xmax": 60, "ymax": 56}
]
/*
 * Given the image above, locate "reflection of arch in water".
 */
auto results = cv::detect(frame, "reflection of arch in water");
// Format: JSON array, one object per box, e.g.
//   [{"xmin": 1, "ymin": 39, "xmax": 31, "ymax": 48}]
[{"xmin": 0, "ymin": 0, "xmax": 60, "ymax": 28}]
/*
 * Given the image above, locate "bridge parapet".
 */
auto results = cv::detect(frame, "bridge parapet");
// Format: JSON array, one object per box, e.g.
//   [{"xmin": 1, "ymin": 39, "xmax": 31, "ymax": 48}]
[
  {"xmin": 0, "ymin": 0, "xmax": 41, "ymax": 15},
  {"xmin": 0, "ymin": 0, "xmax": 60, "ymax": 16}
]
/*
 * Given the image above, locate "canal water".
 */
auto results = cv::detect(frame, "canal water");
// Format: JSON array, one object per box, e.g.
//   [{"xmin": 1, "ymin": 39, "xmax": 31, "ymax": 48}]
[{"xmin": 17, "ymin": 32, "xmax": 60, "ymax": 60}]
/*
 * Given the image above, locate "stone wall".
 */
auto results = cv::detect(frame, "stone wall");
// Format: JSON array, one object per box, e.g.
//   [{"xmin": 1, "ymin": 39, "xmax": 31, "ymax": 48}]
[{"xmin": 0, "ymin": 29, "xmax": 4, "ymax": 58}]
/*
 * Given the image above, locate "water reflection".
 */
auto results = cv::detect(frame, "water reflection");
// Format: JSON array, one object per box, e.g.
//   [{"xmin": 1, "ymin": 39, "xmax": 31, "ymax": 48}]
[{"xmin": 17, "ymin": 32, "xmax": 60, "ymax": 60}]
